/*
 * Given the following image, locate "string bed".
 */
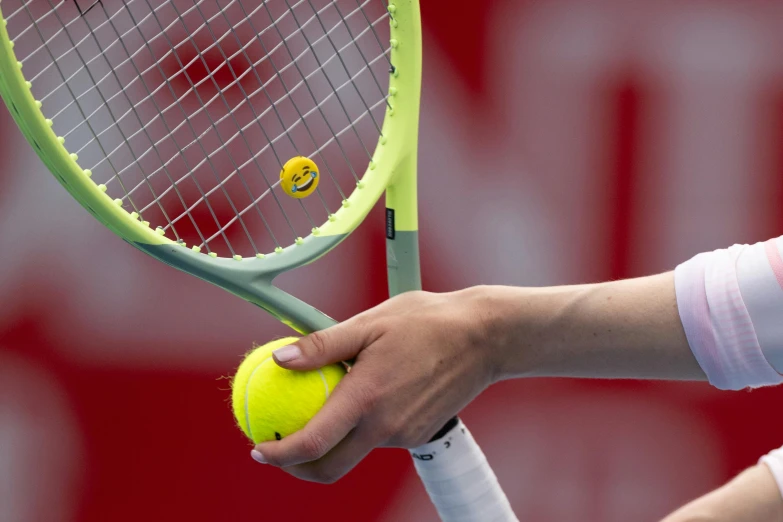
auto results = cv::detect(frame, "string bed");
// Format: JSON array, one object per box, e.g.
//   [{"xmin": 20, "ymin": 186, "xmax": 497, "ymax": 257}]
[{"xmin": 5, "ymin": 0, "xmax": 392, "ymax": 257}]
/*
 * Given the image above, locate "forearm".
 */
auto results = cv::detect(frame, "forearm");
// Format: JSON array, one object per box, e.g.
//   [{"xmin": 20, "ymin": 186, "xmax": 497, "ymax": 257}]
[
  {"xmin": 661, "ymin": 465, "xmax": 783, "ymax": 522},
  {"xmin": 478, "ymin": 272, "xmax": 706, "ymax": 381}
]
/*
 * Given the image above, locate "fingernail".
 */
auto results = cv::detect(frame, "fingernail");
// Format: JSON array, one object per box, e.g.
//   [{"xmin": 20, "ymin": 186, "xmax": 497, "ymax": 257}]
[
  {"xmin": 273, "ymin": 345, "xmax": 302, "ymax": 363},
  {"xmin": 251, "ymin": 449, "xmax": 267, "ymax": 464}
]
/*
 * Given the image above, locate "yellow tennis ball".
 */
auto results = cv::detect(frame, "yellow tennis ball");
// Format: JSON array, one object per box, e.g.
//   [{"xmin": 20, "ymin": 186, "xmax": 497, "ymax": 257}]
[{"xmin": 231, "ymin": 337, "xmax": 346, "ymax": 444}]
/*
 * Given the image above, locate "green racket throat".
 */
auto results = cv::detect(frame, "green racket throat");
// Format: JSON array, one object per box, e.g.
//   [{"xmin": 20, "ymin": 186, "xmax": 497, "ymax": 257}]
[{"xmin": 137, "ymin": 235, "xmax": 344, "ymax": 333}]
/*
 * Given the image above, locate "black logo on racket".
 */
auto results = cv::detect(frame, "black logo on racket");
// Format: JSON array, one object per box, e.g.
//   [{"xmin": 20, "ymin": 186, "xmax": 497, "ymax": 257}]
[{"xmin": 386, "ymin": 208, "xmax": 395, "ymax": 240}]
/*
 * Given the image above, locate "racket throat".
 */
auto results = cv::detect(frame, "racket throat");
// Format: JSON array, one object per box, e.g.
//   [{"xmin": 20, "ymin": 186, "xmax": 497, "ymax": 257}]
[{"xmin": 135, "ymin": 242, "xmax": 338, "ymax": 334}]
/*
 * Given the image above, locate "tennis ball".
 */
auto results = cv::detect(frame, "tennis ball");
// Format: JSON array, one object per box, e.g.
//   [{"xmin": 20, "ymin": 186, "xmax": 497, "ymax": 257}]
[{"xmin": 231, "ymin": 336, "xmax": 345, "ymax": 444}]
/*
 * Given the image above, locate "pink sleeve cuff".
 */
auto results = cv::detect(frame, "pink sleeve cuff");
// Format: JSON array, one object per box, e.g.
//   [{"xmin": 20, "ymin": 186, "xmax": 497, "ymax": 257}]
[
  {"xmin": 675, "ymin": 245, "xmax": 783, "ymax": 390},
  {"xmin": 760, "ymin": 446, "xmax": 783, "ymax": 499}
]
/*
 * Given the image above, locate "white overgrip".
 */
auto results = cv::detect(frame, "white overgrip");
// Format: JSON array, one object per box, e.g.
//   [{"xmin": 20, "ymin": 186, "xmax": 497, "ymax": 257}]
[{"xmin": 410, "ymin": 419, "xmax": 518, "ymax": 522}]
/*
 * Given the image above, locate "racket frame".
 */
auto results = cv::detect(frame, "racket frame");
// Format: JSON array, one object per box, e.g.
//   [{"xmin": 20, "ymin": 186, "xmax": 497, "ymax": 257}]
[{"xmin": 0, "ymin": 0, "xmax": 422, "ymax": 334}]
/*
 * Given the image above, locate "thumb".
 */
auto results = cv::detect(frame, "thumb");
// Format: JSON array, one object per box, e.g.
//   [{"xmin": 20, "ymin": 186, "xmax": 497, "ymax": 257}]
[{"xmin": 272, "ymin": 317, "xmax": 370, "ymax": 371}]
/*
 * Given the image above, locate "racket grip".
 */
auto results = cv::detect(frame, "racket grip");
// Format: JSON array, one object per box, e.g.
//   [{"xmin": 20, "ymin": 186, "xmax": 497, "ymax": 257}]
[{"xmin": 410, "ymin": 418, "xmax": 518, "ymax": 522}]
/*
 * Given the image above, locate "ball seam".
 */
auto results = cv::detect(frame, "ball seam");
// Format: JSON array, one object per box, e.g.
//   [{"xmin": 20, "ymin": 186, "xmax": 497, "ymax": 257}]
[
  {"xmin": 244, "ymin": 356, "xmax": 273, "ymax": 442},
  {"xmin": 317, "ymin": 368, "xmax": 329, "ymax": 399}
]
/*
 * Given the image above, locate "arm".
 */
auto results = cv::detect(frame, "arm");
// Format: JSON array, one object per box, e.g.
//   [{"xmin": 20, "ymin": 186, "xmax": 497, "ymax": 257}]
[
  {"xmin": 250, "ymin": 237, "xmax": 783, "ymax": 482},
  {"xmin": 661, "ymin": 464, "xmax": 783, "ymax": 522},
  {"xmin": 492, "ymin": 237, "xmax": 783, "ymax": 390},
  {"xmin": 251, "ymin": 272, "xmax": 703, "ymax": 481},
  {"xmin": 485, "ymin": 272, "xmax": 704, "ymax": 381}
]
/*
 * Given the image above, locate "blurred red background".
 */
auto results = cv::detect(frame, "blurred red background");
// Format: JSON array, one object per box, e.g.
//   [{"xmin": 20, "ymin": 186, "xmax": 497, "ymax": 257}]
[{"xmin": 4, "ymin": 0, "xmax": 783, "ymax": 521}]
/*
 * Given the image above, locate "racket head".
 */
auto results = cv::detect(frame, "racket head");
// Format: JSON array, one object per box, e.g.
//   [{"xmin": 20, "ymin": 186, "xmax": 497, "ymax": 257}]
[{"xmin": 0, "ymin": 0, "xmax": 421, "ymax": 321}]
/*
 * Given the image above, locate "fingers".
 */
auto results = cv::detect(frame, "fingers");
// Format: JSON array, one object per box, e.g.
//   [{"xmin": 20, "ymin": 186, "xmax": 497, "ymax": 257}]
[
  {"xmin": 252, "ymin": 374, "xmax": 369, "ymax": 468},
  {"xmin": 278, "ymin": 425, "xmax": 379, "ymax": 484},
  {"xmin": 272, "ymin": 315, "xmax": 374, "ymax": 371}
]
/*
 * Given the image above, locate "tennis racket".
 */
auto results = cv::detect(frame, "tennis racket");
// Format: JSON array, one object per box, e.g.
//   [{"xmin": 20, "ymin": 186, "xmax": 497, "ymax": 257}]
[{"xmin": 0, "ymin": 0, "xmax": 516, "ymax": 519}]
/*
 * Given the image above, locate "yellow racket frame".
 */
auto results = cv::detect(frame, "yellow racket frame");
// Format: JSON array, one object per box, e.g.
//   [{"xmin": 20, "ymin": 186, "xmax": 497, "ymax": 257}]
[
  {"xmin": 0, "ymin": 1, "xmax": 420, "ymax": 249},
  {"xmin": 0, "ymin": 1, "xmax": 422, "ymax": 333}
]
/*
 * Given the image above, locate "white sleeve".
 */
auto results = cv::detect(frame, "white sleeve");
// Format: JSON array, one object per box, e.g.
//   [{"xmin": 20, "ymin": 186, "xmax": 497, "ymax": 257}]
[
  {"xmin": 674, "ymin": 237, "xmax": 783, "ymax": 390},
  {"xmin": 760, "ymin": 445, "xmax": 783, "ymax": 496}
]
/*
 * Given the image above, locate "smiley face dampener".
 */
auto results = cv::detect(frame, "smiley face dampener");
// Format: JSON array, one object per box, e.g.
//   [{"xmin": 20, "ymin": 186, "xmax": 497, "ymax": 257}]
[{"xmin": 280, "ymin": 157, "xmax": 320, "ymax": 199}]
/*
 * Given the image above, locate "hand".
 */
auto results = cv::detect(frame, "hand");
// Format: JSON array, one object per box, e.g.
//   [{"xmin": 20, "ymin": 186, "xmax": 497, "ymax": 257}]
[
  {"xmin": 251, "ymin": 287, "xmax": 498, "ymax": 483},
  {"xmin": 250, "ymin": 274, "xmax": 701, "ymax": 483}
]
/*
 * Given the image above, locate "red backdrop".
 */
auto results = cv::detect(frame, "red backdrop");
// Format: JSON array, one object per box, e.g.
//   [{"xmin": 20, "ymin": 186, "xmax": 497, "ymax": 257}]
[{"xmin": 3, "ymin": 1, "xmax": 783, "ymax": 521}]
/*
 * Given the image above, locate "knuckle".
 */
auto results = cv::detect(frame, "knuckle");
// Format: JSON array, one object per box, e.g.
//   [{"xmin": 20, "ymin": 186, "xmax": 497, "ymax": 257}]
[
  {"xmin": 300, "ymin": 430, "xmax": 331, "ymax": 461},
  {"xmin": 350, "ymin": 312, "xmax": 372, "ymax": 330},
  {"xmin": 378, "ymin": 421, "xmax": 400, "ymax": 443},
  {"xmin": 352, "ymin": 385, "xmax": 379, "ymax": 414},
  {"xmin": 307, "ymin": 330, "xmax": 329, "ymax": 360},
  {"xmin": 372, "ymin": 316, "xmax": 396, "ymax": 334},
  {"xmin": 267, "ymin": 452, "xmax": 286, "ymax": 467},
  {"xmin": 388, "ymin": 422, "xmax": 431, "ymax": 448},
  {"xmin": 386, "ymin": 290, "xmax": 423, "ymax": 309},
  {"xmin": 405, "ymin": 290, "xmax": 429, "ymax": 304}
]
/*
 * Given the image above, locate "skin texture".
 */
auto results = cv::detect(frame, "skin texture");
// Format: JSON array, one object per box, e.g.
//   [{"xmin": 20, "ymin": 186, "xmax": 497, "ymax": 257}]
[
  {"xmin": 485, "ymin": 272, "xmax": 703, "ymax": 381},
  {"xmin": 252, "ymin": 271, "xmax": 705, "ymax": 483},
  {"xmin": 660, "ymin": 464, "xmax": 783, "ymax": 522},
  {"xmin": 251, "ymin": 270, "xmax": 783, "ymax": 520}
]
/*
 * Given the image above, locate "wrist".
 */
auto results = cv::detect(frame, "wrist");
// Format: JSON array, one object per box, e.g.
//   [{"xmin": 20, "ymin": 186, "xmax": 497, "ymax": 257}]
[{"xmin": 459, "ymin": 284, "xmax": 581, "ymax": 382}]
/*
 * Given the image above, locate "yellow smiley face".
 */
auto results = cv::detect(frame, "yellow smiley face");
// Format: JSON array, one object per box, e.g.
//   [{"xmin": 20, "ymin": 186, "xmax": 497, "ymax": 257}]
[{"xmin": 280, "ymin": 157, "xmax": 319, "ymax": 199}]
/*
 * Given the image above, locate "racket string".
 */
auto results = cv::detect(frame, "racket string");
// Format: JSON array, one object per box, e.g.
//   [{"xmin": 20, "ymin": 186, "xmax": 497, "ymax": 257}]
[
  {"xmin": 184, "ymin": 0, "xmax": 332, "ymax": 237},
  {"xmin": 138, "ymin": 0, "xmax": 389, "ymax": 247},
  {"xmin": 236, "ymin": 0, "xmax": 391, "ymax": 196},
  {"xmin": 68, "ymin": 0, "xmax": 296, "ymax": 252},
  {"xmin": 20, "ymin": 0, "xmax": 230, "ymax": 249},
  {"xmin": 212, "ymin": 0, "xmax": 392, "ymax": 206},
  {"xmin": 276, "ymin": 0, "xmax": 375, "ymax": 171},
  {"xmin": 139, "ymin": 0, "xmax": 293, "ymax": 253},
  {"xmin": 20, "ymin": 0, "xmax": 185, "ymax": 240},
  {"xmin": 302, "ymin": 0, "xmax": 386, "ymax": 136},
  {"xmin": 7, "ymin": 0, "xmax": 392, "ymax": 257},
  {"xmin": 134, "ymin": 83, "xmax": 390, "ymax": 231},
  {"xmin": 57, "ymin": 0, "xmax": 235, "ymax": 250},
  {"xmin": 201, "ymin": 94, "xmax": 387, "ymax": 246},
  {"xmin": 113, "ymin": 0, "xmax": 276, "ymax": 254},
  {"xmin": 221, "ymin": 6, "xmax": 392, "ymax": 202},
  {"xmin": 249, "ymin": 0, "xmax": 364, "ymax": 188}
]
